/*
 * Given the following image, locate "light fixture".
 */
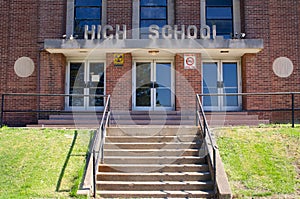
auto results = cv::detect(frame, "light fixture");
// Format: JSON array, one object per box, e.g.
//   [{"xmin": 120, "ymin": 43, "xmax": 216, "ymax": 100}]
[
  {"xmin": 220, "ymin": 50, "xmax": 229, "ymax": 54},
  {"xmin": 148, "ymin": 50, "xmax": 159, "ymax": 56}
]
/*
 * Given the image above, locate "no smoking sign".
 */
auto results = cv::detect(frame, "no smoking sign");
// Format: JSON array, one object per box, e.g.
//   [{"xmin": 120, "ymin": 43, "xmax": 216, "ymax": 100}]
[{"xmin": 184, "ymin": 54, "xmax": 196, "ymax": 69}]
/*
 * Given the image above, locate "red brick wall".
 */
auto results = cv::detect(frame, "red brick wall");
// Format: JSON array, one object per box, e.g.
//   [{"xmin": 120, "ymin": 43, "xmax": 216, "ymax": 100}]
[
  {"xmin": 0, "ymin": 1, "xmax": 39, "ymax": 125},
  {"xmin": 38, "ymin": 0, "xmax": 66, "ymax": 42},
  {"xmin": 241, "ymin": 0, "xmax": 300, "ymax": 122},
  {"xmin": 39, "ymin": 52, "xmax": 66, "ymax": 113},
  {"xmin": 107, "ymin": 0, "xmax": 132, "ymax": 38},
  {"xmin": 106, "ymin": 53, "xmax": 132, "ymax": 110},
  {"xmin": 175, "ymin": 0, "xmax": 200, "ymax": 26},
  {"xmin": 175, "ymin": 54, "xmax": 202, "ymax": 111}
]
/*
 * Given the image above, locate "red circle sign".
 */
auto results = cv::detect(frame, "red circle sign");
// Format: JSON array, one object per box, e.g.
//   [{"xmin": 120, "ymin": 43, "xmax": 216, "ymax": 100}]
[{"xmin": 186, "ymin": 57, "xmax": 195, "ymax": 66}]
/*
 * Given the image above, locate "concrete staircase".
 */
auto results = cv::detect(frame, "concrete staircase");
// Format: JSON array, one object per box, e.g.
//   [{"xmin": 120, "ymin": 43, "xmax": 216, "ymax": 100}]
[
  {"xmin": 27, "ymin": 111, "xmax": 269, "ymax": 128},
  {"xmin": 96, "ymin": 126, "xmax": 215, "ymax": 198}
]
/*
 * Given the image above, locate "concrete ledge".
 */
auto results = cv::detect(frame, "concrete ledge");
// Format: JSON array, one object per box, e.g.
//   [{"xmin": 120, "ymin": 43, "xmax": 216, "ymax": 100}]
[
  {"xmin": 77, "ymin": 154, "xmax": 93, "ymax": 197},
  {"xmin": 216, "ymin": 149, "xmax": 232, "ymax": 199}
]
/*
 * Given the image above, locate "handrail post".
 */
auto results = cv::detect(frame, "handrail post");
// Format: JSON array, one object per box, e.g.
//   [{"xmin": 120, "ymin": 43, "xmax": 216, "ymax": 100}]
[
  {"xmin": 196, "ymin": 95, "xmax": 198, "ymax": 126},
  {"xmin": 292, "ymin": 93, "xmax": 295, "ymax": 128},
  {"xmin": 0, "ymin": 94, "xmax": 4, "ymax": 128},
  {"xmin": 93, "ymin": 150, "xmax": 96, "ymax": 198},
  {"xmin": 213, "ymin": 148, "xmax": 217, "ymax": 196}
]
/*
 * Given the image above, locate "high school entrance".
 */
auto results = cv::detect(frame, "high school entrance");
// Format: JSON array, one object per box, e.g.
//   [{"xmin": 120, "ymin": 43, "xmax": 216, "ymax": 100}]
[{"xmin": 132, "ymin": 61, "xmax": 175, "ymax": 111}]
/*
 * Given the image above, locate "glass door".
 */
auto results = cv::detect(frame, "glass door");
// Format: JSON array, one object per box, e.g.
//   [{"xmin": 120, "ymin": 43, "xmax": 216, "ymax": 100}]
[
  {"xmin": 67, "ymin": 62, "xmax": 105, "ymax": 111},
  {"xmin": 87, "ymin": 62, "xmax": 105, "ymax": 110},
  {"xmin": 133, "ymin": 61, "xmax": 174, "ymax": 111},
  {"xmin": 203, "ymin": 61, "xmax": 241, "ymax": 111}
]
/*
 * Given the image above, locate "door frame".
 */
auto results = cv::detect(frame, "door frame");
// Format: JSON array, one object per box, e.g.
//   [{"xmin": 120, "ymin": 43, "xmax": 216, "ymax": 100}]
[
  {"xmin": 202, "ymin": 60, "xmax": 242, "ymax": 111},
  {"xmin": 65, "ymin": 59, "xmax": 106, "ymax": 111},
  {"xmin": 132, "ymin": 59, "xmax": 175, "ymax": 111}
]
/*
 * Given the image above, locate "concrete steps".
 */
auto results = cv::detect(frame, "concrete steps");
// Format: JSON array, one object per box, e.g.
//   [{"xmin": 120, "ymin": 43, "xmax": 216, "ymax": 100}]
[
  {"xmin": 27, "ymin": 111, "xmax": 269, "ymax": 128},
  {"xmin": 96, "ymin": 126, "xmax": 215, "ymax": 198},
  {"xmin": 97, "ymin": 190, "xmax": 215, "ymax": 198}
]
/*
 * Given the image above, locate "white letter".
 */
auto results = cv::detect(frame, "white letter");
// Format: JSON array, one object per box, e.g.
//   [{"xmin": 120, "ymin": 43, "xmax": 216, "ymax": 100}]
[
  {"xmin": 187, "ymin": 25, "xmax": 197, "ymax": 39},
  {"xmin": 116, "ymin": 24, "xmax": 127, "ymax": 40},
  {"xmin": 162, "ymin": 25, "xmax": 173, "ymax": 39},
  {"xmin": 200, "ymin": 25, "xmax": 211, "ymax": 39},
  {"xmin": 149, "ymin": 25, "xmax": 159, "ymax": 39},
  {"xmin": 212, "ymin": 25, "xmax": 217, "ymax": 40},
  {"xmin": 97, "ymin": 25, "xmax": 102, "ymax": 39},
  {"xmin": 84, "ymin": 25, "xmax": 96, "ymax": 40},
  {"xmin": 102, "ymin": 25, "xmax": 113, "ymax": 39},
  {"xmin": 174, "ymin": 25, "xmax": 185, "ymax": 40}
]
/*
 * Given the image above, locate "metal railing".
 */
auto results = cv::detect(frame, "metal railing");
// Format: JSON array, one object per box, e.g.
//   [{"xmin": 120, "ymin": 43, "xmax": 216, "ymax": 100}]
[
  {"xmin": 198, "ymin": 92, "xmax": 300, "ymax": 128},
  {"xmin": 0, "ymin": 93, "xmax": 108, "ymax": 127},
  {"xmin": 91, "ymin": 95, "xmax": 111, "ymax": 197},
  {"xmin": 196, "ymin": 94, "xmax": 217, "ymax": 197}
]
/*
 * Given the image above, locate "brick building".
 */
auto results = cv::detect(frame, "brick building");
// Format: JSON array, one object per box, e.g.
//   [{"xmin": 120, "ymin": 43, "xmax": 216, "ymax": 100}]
[{"xmin": 0, "ymin": 0, "xmax": 300, "ymax": 126}]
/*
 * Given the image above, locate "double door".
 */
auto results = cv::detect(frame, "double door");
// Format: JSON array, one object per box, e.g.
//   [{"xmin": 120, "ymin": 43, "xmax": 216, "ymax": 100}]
[
  {"xmin": 203, "ymin": 61, "xmax": 241, "ymax": 111},
  {"xmin": 133, "ymin": 61, "xmax": 175, "ymax": 111},
  {"xmin": 67, "ymin": 62, "xmax": 105, "ymax": 111}
]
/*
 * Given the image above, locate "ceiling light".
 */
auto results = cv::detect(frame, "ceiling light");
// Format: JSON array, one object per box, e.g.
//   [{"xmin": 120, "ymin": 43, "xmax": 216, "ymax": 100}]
[{"xmin": 148, "ymin": 50, "xmax": 159, "ymax": 56}]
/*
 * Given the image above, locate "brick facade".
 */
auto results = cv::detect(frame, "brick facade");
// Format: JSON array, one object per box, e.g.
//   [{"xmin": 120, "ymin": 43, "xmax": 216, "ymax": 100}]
[{"xmin": 1, "ymin": 0, "xmax": 300, "ymax": 125}]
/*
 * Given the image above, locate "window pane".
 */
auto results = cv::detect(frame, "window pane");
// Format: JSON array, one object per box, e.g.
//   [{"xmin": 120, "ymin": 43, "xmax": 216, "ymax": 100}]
[
  {"xmin": 140, "ymin": 0, "xmax": 167, "ymax": 6},
  {"xmin": 206, "ymin": 0, "xmax": 232, "ymax": 6},
  {"xmin": 156, "ymin": 88, "xmax": 171, "ymax": 107},
  {"xmin": 223, "ymin": 63, "xmax": 237, "ymax": 88},
  {"xmin": 206, "ymin": 7, "xmax": 232, "ymax": 19},
  {"xmin": 75, "ymin": 0, "xmax": 101, "ymax": 6},
  {"xmin": 75, "ymin": 7, "xmax": 101, "ymax": 19},
  {"xmin": 207, "ymin": 19, "xmax": 233, "ymax": 34},
  {"xmin": 141, "ymin": 7, "xmax": 167, "ymax": 19},
  {"xmin": 224, "ymin": 88, "xmax": 238, "ymax": 106},
  {"xmin": 140, "ymin": 20, "xmax": 167, "ymax": 28}
]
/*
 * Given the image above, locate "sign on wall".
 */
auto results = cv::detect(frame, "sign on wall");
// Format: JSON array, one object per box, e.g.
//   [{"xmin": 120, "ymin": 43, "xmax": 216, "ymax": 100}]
[
  {"xmin": 114, "ymin": 54, "xmax": 124, "ymax": 67},
  {"xmin": 184, "ymin": 54, "xmax": 196, "ymax": 69}
]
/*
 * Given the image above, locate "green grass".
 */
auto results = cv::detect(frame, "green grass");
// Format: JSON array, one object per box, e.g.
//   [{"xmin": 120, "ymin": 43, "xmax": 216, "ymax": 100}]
[
  {"xmin": 215, "ymin": 125, "xmax": 300, "ymax": 198},
  {"xmin": 0, "ymin": 127, "xmax": 92, "ymax": 199}
]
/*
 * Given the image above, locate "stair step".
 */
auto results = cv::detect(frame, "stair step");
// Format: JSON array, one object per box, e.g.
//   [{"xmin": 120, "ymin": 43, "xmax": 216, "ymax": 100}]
[
  {"xmin": 104, "ymin": 149, "xmax": 201, "ymax": 156},
  {"xmin": 208, "ymin": 120, "xmax": 269, "ymax": 126},
  {"xmin": 99, "ymin": 164, "xmax": 209, "ymax": 173},
  {"xmin": 111, "ymin": 120, "xmax": 194, "ymax": 125},
  {"xmin": 104, "ymin": 142, "xmax": 200, "ymax": 149},
  {"xmin": 106, "ymin": 135, "xmax": 200, "ymax": 143},
  {"xmin": 107, "ymin": 126, "xmax": 199, "ymax": 136},
  {"xmin": 104, "ymin": 156, "xmax": 206, "ymax": 164},
  {"xmin": 97, "ymin": 172, "xmax": 211, "ymax": 181},
  {"xmin": 96, "ymin": 181, "xmax": 214, "ymax": 191},
  {"xmin": 96, "ymin": 190, "xmax": 215, "ymax": 198}
]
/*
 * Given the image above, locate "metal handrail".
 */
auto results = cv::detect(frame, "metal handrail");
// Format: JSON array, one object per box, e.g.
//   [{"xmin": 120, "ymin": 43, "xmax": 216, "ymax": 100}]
[
  {"xmin": 196, "ymin": 94, "xmax": 217, "ymax": 197},
  {"xmin": 198, "ymin": 92, "xmax": 300, "ymax": 128},
  {"xmin": 0, "ymin": 93, "xmax": 108, "ymax": 127},
  {"xmin": 92, "ymin": 95, "xmax": 111, "ymax": 197}
]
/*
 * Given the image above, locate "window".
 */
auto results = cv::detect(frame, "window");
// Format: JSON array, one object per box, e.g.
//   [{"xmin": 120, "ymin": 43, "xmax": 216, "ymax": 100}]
[
  {"xmin": 206, "ymin": 0, "xmax": 233, "ymax": 39},
  {"xmin": 74, "ymin": 0, "xmax": 102, "ymax": 38},
  {"xmin": 140, "ymin": 0, "xmax": 168, "ymax": 38}
]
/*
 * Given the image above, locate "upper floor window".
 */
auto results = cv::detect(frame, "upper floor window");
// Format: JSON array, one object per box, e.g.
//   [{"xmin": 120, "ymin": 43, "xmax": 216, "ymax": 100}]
[
  {"xmin": 206, "ymin": 0, "xmax": 233, "ymax": 39},
  {"xmin": 140, "ymin": 0, "xmax": 168, "ymax": 38},
  {"xmin": 74, "ymin": 0, "xmax": 102, "ymax": 38}
]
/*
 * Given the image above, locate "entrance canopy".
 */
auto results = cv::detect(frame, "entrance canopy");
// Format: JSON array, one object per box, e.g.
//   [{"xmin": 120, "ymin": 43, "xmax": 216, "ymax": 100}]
[{"xmin": 44, "ymin": 38, "xmax": 263, "ymax": 59}]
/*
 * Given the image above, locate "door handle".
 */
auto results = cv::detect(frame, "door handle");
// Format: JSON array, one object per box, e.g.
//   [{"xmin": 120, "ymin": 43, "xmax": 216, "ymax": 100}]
[{"xmin": 217, "ymin": 81, "xmax": 224, "ymax": 88}]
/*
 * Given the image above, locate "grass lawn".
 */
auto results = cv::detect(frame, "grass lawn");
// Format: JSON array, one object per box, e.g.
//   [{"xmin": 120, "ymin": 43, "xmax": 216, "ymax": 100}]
[
  {"xmin": 0, "ymin": 127, "xmax": 92, "ymax": 199},
  {"xmin": 215, "ymin": 125, "xmax": 300, "ymax": 198}
]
